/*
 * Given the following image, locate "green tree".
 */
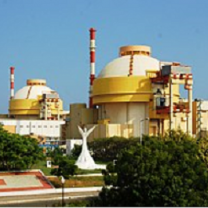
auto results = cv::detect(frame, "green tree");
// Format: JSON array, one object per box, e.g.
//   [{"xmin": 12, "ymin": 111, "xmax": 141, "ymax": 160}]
[
  {"xmin": 97, "ymin": 135, "xmax": 208, "ymax": 207},
  {"xmin": 89, "ymin": 136, "xmax": 139, "ymax": 162},
  {"xmin": 196, "ymin": 136, "xmax": 208, "ymax": 167},
  {"xmin": 49, "ymin": 147, "xmax": 77, "ymax": 178},
  {"xmin": 0, "ymin": 125, "xmax": 44, "ymax": 170},
  {"xmin": 48, "ymin": 147, "xmax": 64, "ymax": 165},
  {"xmin": 51, "ymin": 157, "xmax": 77, "ymax": 179},
  {"xmin": 71, "ymin": 144, "xmax": 82, "ymax": 159}
]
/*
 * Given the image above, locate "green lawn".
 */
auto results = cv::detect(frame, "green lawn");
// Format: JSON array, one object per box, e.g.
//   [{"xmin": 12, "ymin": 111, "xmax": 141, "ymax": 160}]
[
  {"xmin": 76, "ymin": 168, "xmax": 103, "ymax": 175},
  {"xmin": 31, "ymin": 160, "xmax": 53, "ymax": 176},
  {"xmin": 32, "ymin": 159, "xmax": 105, "ymax": 176}
]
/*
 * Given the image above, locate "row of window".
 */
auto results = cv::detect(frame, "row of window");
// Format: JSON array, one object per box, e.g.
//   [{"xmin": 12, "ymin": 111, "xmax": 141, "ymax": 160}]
[{"xmin": 19, "ymin": 125, "xmax": 59, "ymax": 128}]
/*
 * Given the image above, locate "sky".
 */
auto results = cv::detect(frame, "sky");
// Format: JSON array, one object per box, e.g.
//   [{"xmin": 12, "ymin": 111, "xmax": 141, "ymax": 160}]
[{"xmin": 0, "ymin": 0, "xmax": 208, "ymax": 113}]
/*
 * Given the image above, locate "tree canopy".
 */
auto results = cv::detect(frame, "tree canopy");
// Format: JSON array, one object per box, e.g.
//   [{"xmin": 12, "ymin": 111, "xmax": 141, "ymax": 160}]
[
  {"xmin": 88, "ymin": 136, "xmax": 140, "ymax": 162},
  {"xmin": 97, "ymin": 133, "xmax": 208, "ymax": 207},
  {"xmin": 0, "ymin": 124, "xmax": 44, "ymax": 170},
  {"xmin": 49, "ymin": 147, "xmax": 77, "ymax": 178}
]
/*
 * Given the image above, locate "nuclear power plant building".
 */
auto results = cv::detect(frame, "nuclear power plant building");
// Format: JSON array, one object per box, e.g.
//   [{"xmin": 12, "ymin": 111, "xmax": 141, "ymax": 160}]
[
  {"xmin": 65, "ymin": 29, "xmax": 208, "ymax": 141},
  {"xmin": 1, "ymin": 28, "xmax": 208, "ymax": 142},
  {"xmin": 0, "ymin": 68, "xmax": 68, "ymax": 144}
]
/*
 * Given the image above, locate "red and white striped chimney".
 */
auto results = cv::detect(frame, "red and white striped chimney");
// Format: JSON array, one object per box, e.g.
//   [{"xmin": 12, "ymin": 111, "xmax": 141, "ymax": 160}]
[
  {"xmin": 89, "ymin": 28, "xmax": 96, "ymax": 108},
  {"xmin": 10, "ymin": 66, "xmax": 15, "ymax": 100}
]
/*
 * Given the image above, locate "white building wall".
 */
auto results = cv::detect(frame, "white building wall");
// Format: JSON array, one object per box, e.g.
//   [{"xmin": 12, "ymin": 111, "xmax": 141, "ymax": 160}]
[
  {"xmin": 0, "ymin": 119, "xmax": 65, "ymax": 138},
  {"xmin": 200, "ymin": 101, "xmax": 208, "ymax": 131},
  {"xmin": 173, "ymin": 114, "xmax": 187, "ymax": 132},
  {"xmin": 128, "ymin": 103, "xmax": 149, "ymax": 137},
  {"xmin": 99, "ymin": 102, "xmax": 149, "ymax": 137}
]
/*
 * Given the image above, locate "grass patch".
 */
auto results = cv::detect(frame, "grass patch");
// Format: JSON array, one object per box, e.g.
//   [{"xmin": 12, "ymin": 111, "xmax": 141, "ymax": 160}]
[
  {"xmin": 31, "ymin": 160, "xmax": 54, "ymax": 176},
  {"xmin": 48, "ymin": 176, "xmax": 104, "ymax": 188},
  {"xmin": 31, "ymin": 158, "xmax": 106, "ymax": 176},
  {"xmin": 95, "ymin": 160, "xmax": 108, "ymax": 165},
  {"xmin": 76, "ymin": 168, "xmax": 103, "ymax": 175}
]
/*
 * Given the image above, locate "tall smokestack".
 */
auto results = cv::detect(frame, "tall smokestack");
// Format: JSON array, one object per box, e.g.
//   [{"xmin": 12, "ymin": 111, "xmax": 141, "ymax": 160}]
[
  {"xmin": 89, "ymin": 28, "xmax": 96, "ymax": 108},
  {"xmin": 10, "ymin": 66, "xmax": 15, "ymax": 100}
]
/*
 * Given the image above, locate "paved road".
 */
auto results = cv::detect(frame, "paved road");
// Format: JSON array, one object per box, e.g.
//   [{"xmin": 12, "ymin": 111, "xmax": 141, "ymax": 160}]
[{"xmin": 0, "ymin": 191, "xmax": 99, "ymax": 207}]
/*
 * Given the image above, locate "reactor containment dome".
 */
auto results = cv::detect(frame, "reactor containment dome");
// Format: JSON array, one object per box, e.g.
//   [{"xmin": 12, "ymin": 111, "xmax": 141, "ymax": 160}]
[{"xmin": 9, "ymin": 79, "xmax": 64, "ymax": 120}]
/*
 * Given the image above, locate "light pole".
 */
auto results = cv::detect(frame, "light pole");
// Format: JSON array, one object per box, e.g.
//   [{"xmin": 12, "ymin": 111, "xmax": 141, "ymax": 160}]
[
  {"xmin": 140, "ymin": 117, "xmax": 149, "ymax": 144},
  {"xmin": 61, "ymin": 175, "xmax": 65, "ymax": 207}
]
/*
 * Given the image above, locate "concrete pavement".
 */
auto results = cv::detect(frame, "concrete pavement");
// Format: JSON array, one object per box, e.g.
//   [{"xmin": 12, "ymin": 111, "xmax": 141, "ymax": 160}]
[{"xmin": 0, "ymin": 187, "xmax": 102, "ymax": 206}]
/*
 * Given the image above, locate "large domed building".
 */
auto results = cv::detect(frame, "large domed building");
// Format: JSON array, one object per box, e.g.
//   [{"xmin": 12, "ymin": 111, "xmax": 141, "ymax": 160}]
[
  {"xmin": 9, "ymin": 79, "xmax": 64, "ymax": 120},
  {"xmin": 67, "ymin": 44, "xmax": 193, "ymax": 140},
  {"xmin": 92, "ymin": 45, "xmax": 159, "ymax": 137},
  {"xmin": 91, "ymin": 45, "xmax": 185, "ymax": 137}
]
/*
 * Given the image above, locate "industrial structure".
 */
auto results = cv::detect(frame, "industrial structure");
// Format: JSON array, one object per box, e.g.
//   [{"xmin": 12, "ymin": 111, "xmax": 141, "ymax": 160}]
[
  {"xmin": 65, "ymin": 28, "xmax": 208, "ymax": 141},
  {"xmin": 0, "ymin": 67, "xmax": 67, "ymax": 145},
  {"xmin": 2, "ymin": 28, "xmax": 208, "ymax": 143}
]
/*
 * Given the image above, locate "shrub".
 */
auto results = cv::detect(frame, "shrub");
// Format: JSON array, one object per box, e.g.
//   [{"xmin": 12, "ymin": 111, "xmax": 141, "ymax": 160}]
[{"xmin": 96, "ymin": 135, "xmax": 208, "ymax": 207}]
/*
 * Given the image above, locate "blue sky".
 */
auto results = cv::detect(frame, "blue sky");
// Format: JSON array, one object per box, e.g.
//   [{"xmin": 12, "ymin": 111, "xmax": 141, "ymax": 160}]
[{"xmin": 0, "ymin": 0, "xmax": 208, "ymax": 113}]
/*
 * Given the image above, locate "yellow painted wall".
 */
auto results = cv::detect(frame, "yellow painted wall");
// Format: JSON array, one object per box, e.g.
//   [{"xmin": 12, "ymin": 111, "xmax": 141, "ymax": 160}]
[
  {"xmin": 69, "ymin": 103, "xmax": 86, "ymax": 139},
  {"xmin": 86, "ymin": 123, "xmax": 134, "ymax": 140},
  {"xmin": 9, "ymin": 99, "xmax": 40, "ymax": 115},
  {"xmin": 9, "ymin": 98, "xmax": 63, "ymax": 116},
  {"xmin": 93, "ymin": 76, "xmax": 180, "ymax": 105},
  {"xmin": 3, "ymin": 125, "xmax": 16, "ymax": 133},
  {"xmin": 81, "ymin": 108, "xmax": 98, "ymax": 125},
  {"xmin": 93, "ymin": 76, "xmax": 152, "ymax": 104}
]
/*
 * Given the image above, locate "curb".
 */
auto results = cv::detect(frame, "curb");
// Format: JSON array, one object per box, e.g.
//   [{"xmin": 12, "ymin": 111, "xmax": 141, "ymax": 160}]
[{"xmin": 0, "ymin": 187, "xmax": 103, "ymax": 197}]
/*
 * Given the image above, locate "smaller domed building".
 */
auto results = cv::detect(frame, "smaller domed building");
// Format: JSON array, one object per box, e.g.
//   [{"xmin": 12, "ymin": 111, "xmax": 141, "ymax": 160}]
[
  {"xmin": 9, "ymin": 79, "xmax": 64, "ymax": 120},
  {"xmin": 0, "ymin": 69, "xmax": 67, "ymax": 142}
]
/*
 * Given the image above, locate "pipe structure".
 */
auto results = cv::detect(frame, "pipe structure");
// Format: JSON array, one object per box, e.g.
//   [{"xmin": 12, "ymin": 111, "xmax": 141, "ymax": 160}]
[
  {"xmin": 196, "ymin": 100, "xmax": 203, "ymax": 138},
  {"xmin": 169, "ymin": 78, "xmax": 174, "ymax": 131},
  {"xmin": 187, "ymin": 86, "xmax": 193, "ymax": 135},
  {"xmin": 44, "ymin": 99, "xmax": 48, "ymax": 120},
  {"xmin": 10, "ymin": 66, "xmax": 15, "ymax": 100},
  {"xmin": 89, "ymin": 28, "xmax": 96, "ymax": 108}
]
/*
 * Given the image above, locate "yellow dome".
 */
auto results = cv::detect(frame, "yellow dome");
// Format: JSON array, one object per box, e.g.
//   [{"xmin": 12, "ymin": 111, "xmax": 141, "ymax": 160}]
[
  {"xmin": 93, "ymin": 45, "xmax": 159, "ymax": 105},
  {"xmin": 9, "ymin": 79, "xmax": 63, "ymax": 118}
]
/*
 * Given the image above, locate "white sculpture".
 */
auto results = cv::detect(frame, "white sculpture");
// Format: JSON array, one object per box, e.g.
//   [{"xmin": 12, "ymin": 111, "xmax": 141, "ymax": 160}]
[{"xmin": 75, "ymin": 125, "xmax": 106, "ymax": 170}]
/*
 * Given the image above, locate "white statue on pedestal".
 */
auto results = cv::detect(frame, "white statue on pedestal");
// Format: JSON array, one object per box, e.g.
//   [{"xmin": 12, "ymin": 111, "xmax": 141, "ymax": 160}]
[{"xmin": 75, "ymin": 125, "xmax": 106, "ymax": 170}]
